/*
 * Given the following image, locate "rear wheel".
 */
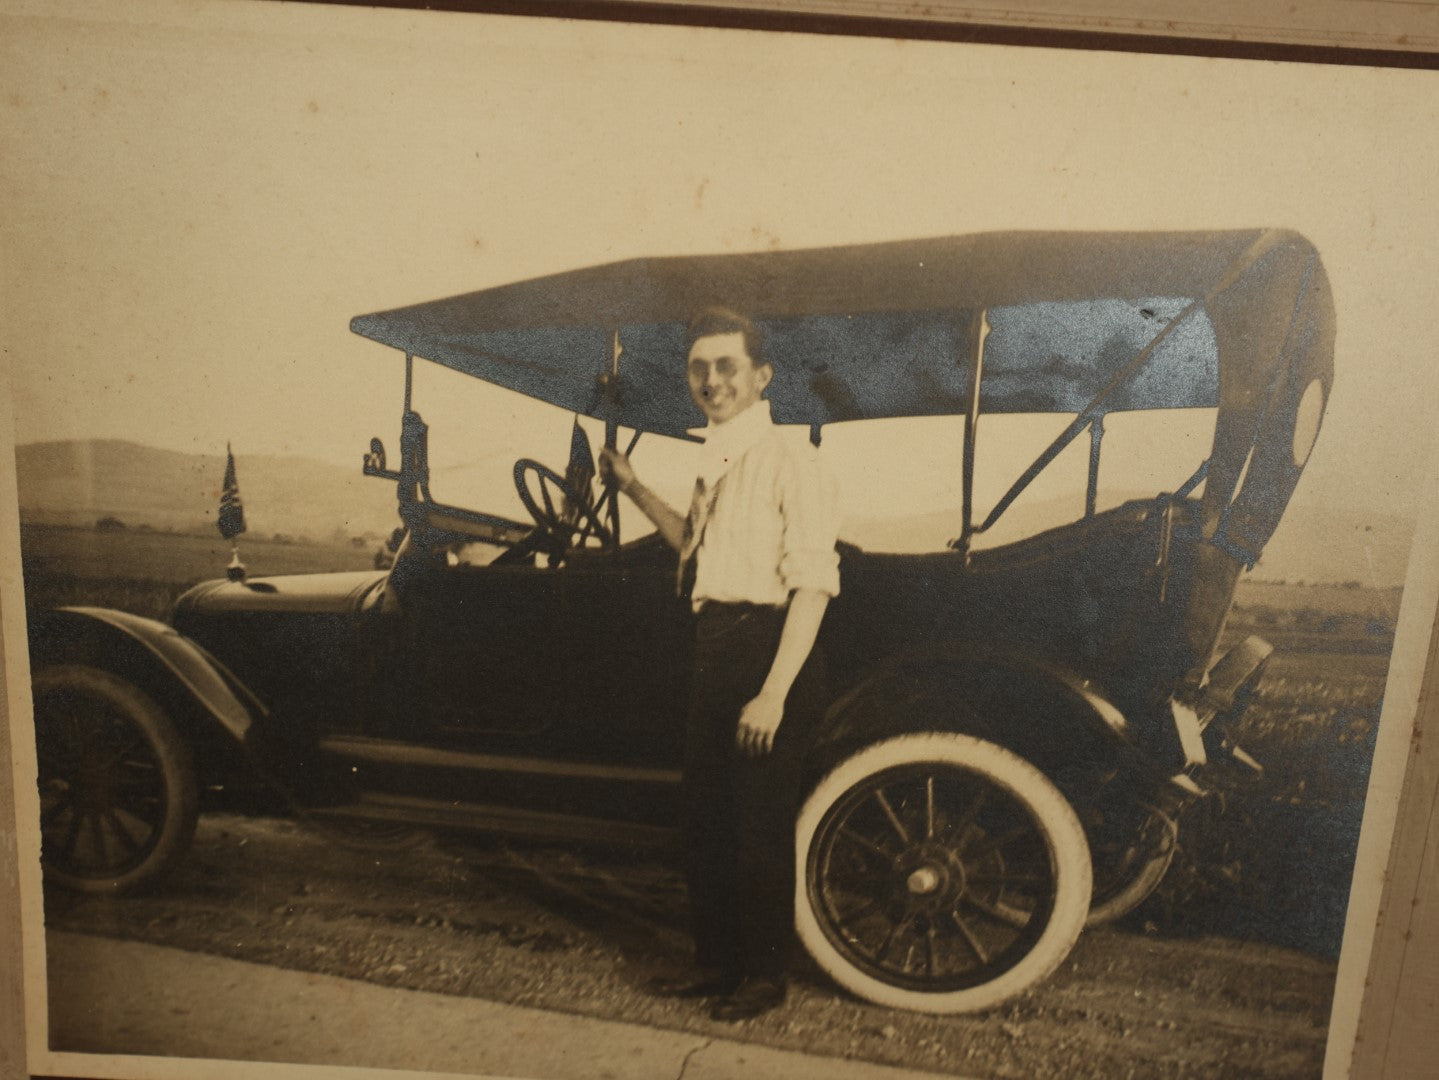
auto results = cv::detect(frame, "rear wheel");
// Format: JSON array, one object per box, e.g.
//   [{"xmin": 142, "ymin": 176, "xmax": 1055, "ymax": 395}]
[
  {"xmin": 32, "ymin": 665, "xmax": 198, "ymax": 894},
  {"xmin": 796, "ymin": 733, "xmax": 1091, "ymax": 1013},
  {"xmin": 1084, "ymin": 802, "xmax": 1177, "ymax": 926}
]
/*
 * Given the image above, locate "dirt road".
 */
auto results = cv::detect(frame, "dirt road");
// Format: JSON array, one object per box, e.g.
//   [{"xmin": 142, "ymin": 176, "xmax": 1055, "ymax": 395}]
[{"xmin": 43, "ymin": 812, "xmax": 1336, "ymax": 1080}]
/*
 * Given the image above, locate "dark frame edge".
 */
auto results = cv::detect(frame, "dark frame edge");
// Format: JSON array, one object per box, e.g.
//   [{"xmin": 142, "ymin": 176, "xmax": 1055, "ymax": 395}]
[{"xmin": 292, "ymin": 0, "xmax": 1439, "ymax": 69}]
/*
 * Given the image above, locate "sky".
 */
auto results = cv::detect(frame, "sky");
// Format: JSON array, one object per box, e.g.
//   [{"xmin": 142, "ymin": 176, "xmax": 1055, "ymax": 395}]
[{"xmin": 3, "ymin": 0, "xmax": 1438, "ymax": 538}]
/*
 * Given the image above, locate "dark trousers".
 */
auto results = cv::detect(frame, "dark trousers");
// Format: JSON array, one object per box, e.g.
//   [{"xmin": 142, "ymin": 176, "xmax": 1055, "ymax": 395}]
[{"xmin": 683, "ymin": 601, "xmax": 826, "ymax": 979}]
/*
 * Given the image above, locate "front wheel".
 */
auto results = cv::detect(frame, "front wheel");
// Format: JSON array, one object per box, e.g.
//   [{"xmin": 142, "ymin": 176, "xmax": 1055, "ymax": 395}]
[
  {"xmin": 796, "ymin": 733, "xmax": 1091, "ymax": 1013},
  {"xmin": 32, "ymin": 665, "xmax": 199, "ymax": 894}
]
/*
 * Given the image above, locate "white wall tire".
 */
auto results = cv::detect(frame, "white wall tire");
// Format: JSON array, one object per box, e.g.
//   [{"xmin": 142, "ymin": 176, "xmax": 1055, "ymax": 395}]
[{"xmin": 795, "ymin": 732, "xmax": 1092, "ymax": 1013}]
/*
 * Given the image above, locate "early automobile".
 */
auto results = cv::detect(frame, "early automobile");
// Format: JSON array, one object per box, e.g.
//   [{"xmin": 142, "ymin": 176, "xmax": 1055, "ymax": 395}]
[{"xmin": 28, "ymin": 229, "xmax": 1333, "ymax": 1013}]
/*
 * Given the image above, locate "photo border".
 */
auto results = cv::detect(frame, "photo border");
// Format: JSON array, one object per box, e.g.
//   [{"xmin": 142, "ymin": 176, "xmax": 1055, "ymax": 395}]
[{"xmin": 3, "ymin": 3, "xmax": 1436, "ymax": 1079}]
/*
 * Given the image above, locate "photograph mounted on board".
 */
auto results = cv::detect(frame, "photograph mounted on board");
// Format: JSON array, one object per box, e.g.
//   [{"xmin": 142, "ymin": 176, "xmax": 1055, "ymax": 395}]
[{"xmin": 3, "ymin": 2, "xmax": 1437, "ymax": 1079}]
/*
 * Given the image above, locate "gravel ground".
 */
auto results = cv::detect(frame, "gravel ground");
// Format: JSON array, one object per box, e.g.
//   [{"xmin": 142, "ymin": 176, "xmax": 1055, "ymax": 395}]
[{"xmin": 44, "ymin": 813, "xmax": 1337, "ymax": 1080}]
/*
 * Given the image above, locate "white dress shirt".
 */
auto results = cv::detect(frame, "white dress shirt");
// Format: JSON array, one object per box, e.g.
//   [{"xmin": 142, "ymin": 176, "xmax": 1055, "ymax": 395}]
[{"xmin": 685, "ymin": 400, "xmax": 841, "ymax": 609}]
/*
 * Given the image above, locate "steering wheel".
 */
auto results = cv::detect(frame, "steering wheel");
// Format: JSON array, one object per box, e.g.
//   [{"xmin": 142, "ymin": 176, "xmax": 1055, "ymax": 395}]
[{"xmin": 513, "ymin": 458, "xmax": 614, "ymax": 558}]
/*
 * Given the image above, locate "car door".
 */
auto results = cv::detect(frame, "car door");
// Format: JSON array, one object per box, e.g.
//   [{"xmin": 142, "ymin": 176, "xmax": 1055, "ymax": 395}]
[
  {"xmin": 557, "ymin": 551, "xmax": 693, "ymax": 769},
  {"xmin": 399, "ymin": 557, "xmax": 573, "ymax": 741},
  {"xmin": 358, "ymin": 542, "xmax": 688, "ymax": 830}
]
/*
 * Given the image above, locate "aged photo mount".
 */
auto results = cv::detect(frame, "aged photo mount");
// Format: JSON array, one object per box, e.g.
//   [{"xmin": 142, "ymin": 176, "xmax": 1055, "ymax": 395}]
[{"xmin": 3, "ymin": 2, "xmax": 1438, "ymax": 1079}]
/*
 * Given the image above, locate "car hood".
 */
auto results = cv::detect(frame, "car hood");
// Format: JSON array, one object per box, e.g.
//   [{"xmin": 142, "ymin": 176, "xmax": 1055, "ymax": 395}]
[{"xmin": 173, "ymin": 570, "xmax": 389, "ymax": 619}]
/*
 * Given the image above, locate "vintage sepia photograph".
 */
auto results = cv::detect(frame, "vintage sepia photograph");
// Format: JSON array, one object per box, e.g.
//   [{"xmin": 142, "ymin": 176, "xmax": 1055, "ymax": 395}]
[{"xmin": 3, "ymin": 2, "xmax": 1438, "ymax": 1079}]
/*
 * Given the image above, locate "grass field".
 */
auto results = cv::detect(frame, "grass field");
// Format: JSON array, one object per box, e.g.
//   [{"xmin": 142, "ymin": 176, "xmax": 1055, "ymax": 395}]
[
  {"xmin": 1231, "ymin": 580, "xmax": 1400, "ymax": 655},
  {"xmin": 1236, "ymin": 579, "xmax": 1404, "ymax": 618},
  {"xmin": 1147, "ymin": 645, "xmax": 1387, "ymax": 954},
  {"xmin": 19, "ymin": 523, "xmax": 382, "ymax": 620}
]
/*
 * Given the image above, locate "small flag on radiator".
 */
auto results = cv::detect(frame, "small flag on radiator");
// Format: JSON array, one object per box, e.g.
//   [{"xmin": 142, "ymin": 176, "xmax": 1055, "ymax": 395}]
[{"xmin": 218, "ymin": 443, "xmax": 247, "ymax": 541}]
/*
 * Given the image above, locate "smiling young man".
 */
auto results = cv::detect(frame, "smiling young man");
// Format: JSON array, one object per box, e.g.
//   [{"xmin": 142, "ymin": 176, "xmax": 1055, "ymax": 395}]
[{"xmin": 600, "ymin": 307, "xmax": 841, "ymax": 1021}]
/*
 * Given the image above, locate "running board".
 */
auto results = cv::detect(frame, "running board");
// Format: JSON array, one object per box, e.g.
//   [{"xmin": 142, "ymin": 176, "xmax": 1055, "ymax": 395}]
[
  {"xmin": 316, "ymin": 734, "xmax": 683, "ymax": 787},
  {"xmin": 308, "ymin": 792, "xmax": 679, "ymax": 850}
]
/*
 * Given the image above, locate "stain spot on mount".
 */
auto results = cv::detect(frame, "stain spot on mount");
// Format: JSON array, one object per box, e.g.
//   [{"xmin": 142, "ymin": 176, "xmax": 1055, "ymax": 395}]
[{"xmin": 749, "ymin": 225, "xmax": 782, "ymax": 250}]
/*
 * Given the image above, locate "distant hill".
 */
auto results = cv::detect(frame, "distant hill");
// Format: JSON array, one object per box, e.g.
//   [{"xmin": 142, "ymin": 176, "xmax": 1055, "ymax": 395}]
[
  {"xmin": 842, "ymin": 498, "xmax": 1416, "ymax": 587},
  {"xmin": 16, "ymin": 440, "xmax": 400, "ymax": 542},
  {"xmin": 1249, "ymin": 503, "xmax": 1414, "ymax": 588},
  {"xmin": 18, "ymin": 439, "xmax": 1418, "ymax": 587}
]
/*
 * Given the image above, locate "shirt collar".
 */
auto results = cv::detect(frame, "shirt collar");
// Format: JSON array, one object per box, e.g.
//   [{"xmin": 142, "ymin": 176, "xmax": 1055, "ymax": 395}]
[{"xmin": 690, "ymin": 399, "xmax": 774, "ymax": 488}]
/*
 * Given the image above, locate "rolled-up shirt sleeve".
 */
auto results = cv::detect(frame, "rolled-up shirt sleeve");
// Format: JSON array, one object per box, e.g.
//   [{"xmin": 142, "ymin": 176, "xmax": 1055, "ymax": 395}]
[{"xmin": 777, "ymin": 449, "xmax": 842, "ymax": 598}]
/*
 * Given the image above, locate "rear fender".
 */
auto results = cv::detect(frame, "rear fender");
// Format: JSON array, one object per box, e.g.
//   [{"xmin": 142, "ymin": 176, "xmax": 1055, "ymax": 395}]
[
  {"xmin": 27, "ymin": 607, "xmax": 270, "ymax": 784},
  {"xmin": 816, "ymin": 646, "xmax": 1134, "ymax": 782}
]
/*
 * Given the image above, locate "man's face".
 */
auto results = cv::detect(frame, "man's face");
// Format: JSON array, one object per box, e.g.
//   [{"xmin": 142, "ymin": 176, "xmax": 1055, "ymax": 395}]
[{"xmin": 686, "ymin": 331, "xmax": 772, "ymax": 426}]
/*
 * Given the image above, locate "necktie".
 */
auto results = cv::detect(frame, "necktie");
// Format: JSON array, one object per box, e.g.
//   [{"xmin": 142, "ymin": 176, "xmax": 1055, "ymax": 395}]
[{"xmin": 677, "ymin": 477, "xmax": 720, "ymax": 597}]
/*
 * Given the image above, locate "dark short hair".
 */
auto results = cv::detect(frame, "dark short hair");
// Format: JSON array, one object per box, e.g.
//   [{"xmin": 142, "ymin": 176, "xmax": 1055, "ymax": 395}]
[{"xmin": 685, "ymin": 306, "xmax": 767, "ymax": 369}]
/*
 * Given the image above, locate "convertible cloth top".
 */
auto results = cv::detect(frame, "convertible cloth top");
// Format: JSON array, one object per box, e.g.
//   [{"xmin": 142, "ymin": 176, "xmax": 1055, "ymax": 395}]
[
  {"xmin": 351, "ymin": 229, "xmax": 1329, "ymax": 437},
  {"xmin": 351, "ymin": 229, "xmax": 1333, "ymax": 559}
]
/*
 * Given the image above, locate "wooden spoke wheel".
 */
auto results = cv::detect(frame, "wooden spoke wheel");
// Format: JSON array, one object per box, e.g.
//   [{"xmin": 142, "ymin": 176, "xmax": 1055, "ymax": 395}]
[
  {"xmin": 32, "ymin": 665, "xmax": 198, "ymax": 895},
  {"xmin": 796, "ymin": 733, "xmax": 1091, "ymax": 1013}
]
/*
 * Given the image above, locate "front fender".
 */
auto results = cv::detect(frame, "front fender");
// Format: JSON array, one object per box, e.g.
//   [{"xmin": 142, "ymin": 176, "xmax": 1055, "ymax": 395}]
[
  {"xmin": 28, "ymin": 606, "xmax": 265, "ymax": 747},
  {"xmin": 816, "ymin": 645, "xmax": 1134, "ymax": 778}
]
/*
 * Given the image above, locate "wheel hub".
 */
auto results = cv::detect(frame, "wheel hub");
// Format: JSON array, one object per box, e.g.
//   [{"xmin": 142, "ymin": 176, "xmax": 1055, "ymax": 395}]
[
  {"xmin": 893, "ymin": 843, "xmax": 968, "ymax": 914},
  {"xmin": 906, "ymin": 866, "xmax": 942, "ymax": 895}
]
